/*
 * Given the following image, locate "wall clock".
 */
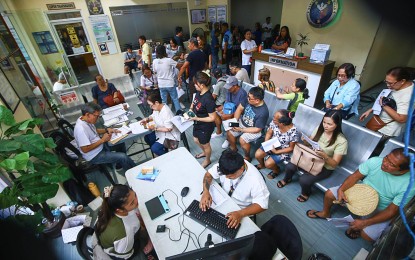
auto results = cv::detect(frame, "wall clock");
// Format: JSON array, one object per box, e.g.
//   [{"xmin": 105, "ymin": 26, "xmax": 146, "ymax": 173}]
[{"xmin": 307, "ymin": 0, "xmax": 339, "ymax": 28}]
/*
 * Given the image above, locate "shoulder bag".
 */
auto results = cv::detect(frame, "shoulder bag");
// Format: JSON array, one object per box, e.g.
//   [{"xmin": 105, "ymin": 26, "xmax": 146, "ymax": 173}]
[
  {"xmin": 290, "ymin": 143, "xmax": 325, "ymax": 176},
  {"xmin": 366, "ymin": 115, "xmax": 393, "ymax": 132},
  {"xmin": 163, "ymin": 132, "xmax": 179, "ymax": 151},
  {"xmin": 103, "ymin": 88, "xmax": 125, "ymax": 107}
]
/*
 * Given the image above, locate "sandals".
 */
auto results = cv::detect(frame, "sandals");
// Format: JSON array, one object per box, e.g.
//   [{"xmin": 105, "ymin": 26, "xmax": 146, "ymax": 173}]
[
  {"xmin": 267, "ymin": 171, "xmax": 279, "ymax": 179},
  {"xmin": 297, "ymin": 194, "xmax": 309, "ymax": 202},
  {"xmin": 194, "ymin": 153, "xmax": 206, "ymax": 159},
  {"xmin": 345, "ymin": 229, "xmax": 361, "ymax": 240},
  {"xmin": 306, "ymin": 210, "xmax": 327, "ymax": 219},
  {"xmin": 277, "ymin": 179, "xmax": 291, "ymax": 188}
]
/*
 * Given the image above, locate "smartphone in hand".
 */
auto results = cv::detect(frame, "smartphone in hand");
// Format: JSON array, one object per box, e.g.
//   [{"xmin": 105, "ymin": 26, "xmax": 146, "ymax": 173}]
[{"xmin": 229, "ymin": 122, "xmax": 239, "ymax": 127}]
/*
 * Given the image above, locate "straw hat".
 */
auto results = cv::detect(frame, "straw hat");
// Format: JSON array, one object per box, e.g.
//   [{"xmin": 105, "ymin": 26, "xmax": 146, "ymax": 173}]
[{"xmin": 344, "ymin": 184, "xmax": 379, "ymax": 216}]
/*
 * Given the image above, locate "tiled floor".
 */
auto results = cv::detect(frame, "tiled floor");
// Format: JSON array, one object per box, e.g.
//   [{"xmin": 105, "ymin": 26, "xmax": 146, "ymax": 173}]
[{"xmin": 50, "ymin": 80, "xmax": 413, "ymax": 259}]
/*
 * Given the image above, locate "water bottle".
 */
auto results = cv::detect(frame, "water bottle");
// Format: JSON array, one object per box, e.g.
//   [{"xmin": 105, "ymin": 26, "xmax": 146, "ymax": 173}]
[{"xmin": 258, "ymin": 42, "xmax": 264, "ymax": 53}]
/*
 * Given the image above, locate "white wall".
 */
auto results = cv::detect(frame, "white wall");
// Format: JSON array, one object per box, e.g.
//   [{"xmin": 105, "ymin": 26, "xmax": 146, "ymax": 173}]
[{"xmin": 230, "ymin": 0, "xmax": 283, "ymax": 31}]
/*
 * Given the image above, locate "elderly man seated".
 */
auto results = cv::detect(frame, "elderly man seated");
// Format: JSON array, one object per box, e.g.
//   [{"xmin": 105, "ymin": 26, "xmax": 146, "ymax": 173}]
[
  {"xmin": 307, "ymin": 148, "xmax": 415, "ymax": 242},
  {"xmin": 200, "ymin": 149, "xmax": 270, "ymax": 228},
  {"xmin": 74, "ymin": 102, "xmax": 136, "ymax": 172},
  {"xmin": 227, "ymin": 86, "xmax": 269, "ymax": 162}
]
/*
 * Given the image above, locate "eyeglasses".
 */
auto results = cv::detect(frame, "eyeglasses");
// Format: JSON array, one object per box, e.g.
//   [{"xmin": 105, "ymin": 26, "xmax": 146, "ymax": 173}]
[
  {"xmin": 384, "ymin": 155, "xmax": 398, "ymax": 168},
  {"xmin": 247, "ymin": 96, "xmax": 257, "ymax": 101},
  {"xmin": 384, "ymin": 80, "xmax": 400, "ymax": 87}
]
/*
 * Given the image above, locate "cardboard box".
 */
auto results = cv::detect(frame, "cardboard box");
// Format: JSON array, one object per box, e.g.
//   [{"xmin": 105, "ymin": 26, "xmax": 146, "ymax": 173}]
[{"xmin": 61, "ymin": 214, "xmax": 92, "ymax": 243}]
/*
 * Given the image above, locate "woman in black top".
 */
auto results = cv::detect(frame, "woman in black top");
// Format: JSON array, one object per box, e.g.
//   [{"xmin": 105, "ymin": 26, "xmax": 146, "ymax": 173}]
[
  {"xmin": 197, "ymin": 35, "xmax": 212, "ymax": 69},
  {"xmin": 189, "ymin": 71, "xmax": 217, "ymax": 168},
  {"xmin": 271, "ymin": 26, "xmax": 291, "ymax": 52}
]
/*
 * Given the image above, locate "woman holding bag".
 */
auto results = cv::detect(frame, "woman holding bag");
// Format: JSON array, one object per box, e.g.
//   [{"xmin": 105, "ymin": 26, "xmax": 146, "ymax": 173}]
[
  {"xmin": 278, "ymin": 110, "xmax": 348, "ymax": 202},
  {"xmin": 142, "ymin": 92, "xmax": 180, "ymax": 157},
  {"xmin": 92, "ymin": 74, "xmax": 123, "ymax": 109}
]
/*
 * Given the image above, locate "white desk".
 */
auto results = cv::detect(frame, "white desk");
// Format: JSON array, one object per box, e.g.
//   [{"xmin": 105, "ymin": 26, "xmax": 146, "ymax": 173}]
[{"xmin": 125, "ymin": 147, "xmax": 260, "ymax": 259}]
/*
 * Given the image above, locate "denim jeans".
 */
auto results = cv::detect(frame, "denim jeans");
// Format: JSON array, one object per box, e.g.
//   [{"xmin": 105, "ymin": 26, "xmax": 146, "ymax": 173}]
[
  {"xmin": 90, "ymin": 145, "xmax": 136, "ymax": 172},
  {"xmin": 159, "ymin": 86, "xmax": 181, "ymax": 112},
  {"xmin": 144, "ymin": 131, "xmax": 167, "ymax": 156},
  {"xmin": 212, "ymin": 53, "xmax": 219, "ymax": 70}
]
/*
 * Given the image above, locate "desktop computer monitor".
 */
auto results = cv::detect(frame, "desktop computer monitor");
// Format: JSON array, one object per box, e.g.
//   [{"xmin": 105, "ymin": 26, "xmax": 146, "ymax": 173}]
[{"xmin": 165, "ymin": 234, "xmax": 255, "ymax": 260}]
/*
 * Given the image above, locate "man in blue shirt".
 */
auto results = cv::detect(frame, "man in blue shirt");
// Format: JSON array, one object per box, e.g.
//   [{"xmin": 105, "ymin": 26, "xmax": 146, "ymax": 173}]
[
  {"xmin": 307, "ymin": 148, "xmax": 415, "ymax": 242},
  {"xmin": 210, "ymin": 26, "xmax": 220, "ymax": 70},
  {"xmin": 221, "ymin": 22, "xmax": 233, "ymax": 74}
]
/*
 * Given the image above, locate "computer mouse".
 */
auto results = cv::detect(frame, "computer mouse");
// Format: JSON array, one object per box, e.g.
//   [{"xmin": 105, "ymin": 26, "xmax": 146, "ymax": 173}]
[{"xmin": 181, "ymin": 187, "xmax": 190, "ymax": 197}]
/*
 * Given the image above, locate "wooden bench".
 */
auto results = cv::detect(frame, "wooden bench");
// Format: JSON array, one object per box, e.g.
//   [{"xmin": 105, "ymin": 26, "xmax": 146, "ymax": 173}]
[{"xmin": 293, "ymin": 103, "xmax": 383, "ymax": 192}]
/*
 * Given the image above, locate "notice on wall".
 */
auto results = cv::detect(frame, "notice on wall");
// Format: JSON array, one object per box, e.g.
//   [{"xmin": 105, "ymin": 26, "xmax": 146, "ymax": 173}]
[
  {"xmin": 89, "ymin": 15, "xmax": 118, "ymax": 55},
  {"xmin": 59, "ymin": 90, "xmax": 79, "ymax": 104},
  {"xmin": 32, "ymin": 31, "xmax": 59, "ymax": 55},
  {"xmin": 208, "ymin": 6, "xmax": 216, "ymax": 23},
  {"xmin": 216, "ymin": 6, "xmax": 227, "ymax": 22}
]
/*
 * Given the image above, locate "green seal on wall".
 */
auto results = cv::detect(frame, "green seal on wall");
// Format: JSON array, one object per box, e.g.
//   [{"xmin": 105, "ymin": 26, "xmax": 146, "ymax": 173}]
[{"xmin": 307, "ymin": 0, "xmax": 339, "ymax": 28}]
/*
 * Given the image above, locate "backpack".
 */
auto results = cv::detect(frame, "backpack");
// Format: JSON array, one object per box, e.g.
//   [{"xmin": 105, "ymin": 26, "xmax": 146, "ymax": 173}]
[{"xmin": 223, "ymin": 102, "xmax": 236, "ymax": 115}]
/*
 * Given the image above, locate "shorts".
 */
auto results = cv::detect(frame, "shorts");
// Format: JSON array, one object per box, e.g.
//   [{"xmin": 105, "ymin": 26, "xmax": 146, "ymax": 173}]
[
  {"xmin": 329, "ymin": 186, "xmax": 390, "ymax": 241},
  {"xmin": 260, "ymin": 146, "xmax": 283, "ymax": 164},
  {"xmin": 193, "ymin": 124, "xmax": 215, "ymax": 145},
  {"xmin": 229, "ymin": 121, "xmax": 262, "ymax": 143}
]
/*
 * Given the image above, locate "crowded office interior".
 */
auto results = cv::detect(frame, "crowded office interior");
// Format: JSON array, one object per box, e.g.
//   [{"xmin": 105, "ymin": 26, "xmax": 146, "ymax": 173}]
[{"xmin": 0, "ymin": 0, "xmax": 414, "ymax": 259}]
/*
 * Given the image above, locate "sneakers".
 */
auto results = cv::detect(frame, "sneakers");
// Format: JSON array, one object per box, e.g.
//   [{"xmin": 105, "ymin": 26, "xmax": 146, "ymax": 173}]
[
  {"xmin": 221, "ymin": 140, "xmax": 229, "ymax": 149},
  {"xmin": 211, "ymin": 132, "xmax": 222, "ymax": 139}
]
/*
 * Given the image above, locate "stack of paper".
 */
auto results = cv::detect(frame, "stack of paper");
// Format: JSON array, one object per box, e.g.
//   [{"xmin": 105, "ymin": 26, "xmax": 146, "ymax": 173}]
[
  {"xmin": 171, "ymin": 115, "xmax": 194, "ymax": 133},
  {"xmin": 136, "ymin": 169, "xmax": 160, "ymax": 182},
  {"xmin": 109, "ymin": 125, "xmax": 131, "ymax": 144},
  {"xmin": 261, "ymin": 137, "xmax": 282, "ymax": 152}
]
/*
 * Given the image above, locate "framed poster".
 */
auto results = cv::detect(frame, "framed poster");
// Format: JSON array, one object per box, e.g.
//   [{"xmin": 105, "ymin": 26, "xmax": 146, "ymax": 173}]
[
  {"xmin": 191, "ymin": 9, "xmax": 206, "ymax": 24},
  {"xmin": 32, "ymin": 31, "xmax": 58, "ymax": 55},
  {"xmin": 98, "ymin": 42, "xmax": 109, "ymax": 55},
  {"xmin": 0, "ymin": 70, "xmax": 20, "ymax": 112},
  {"xmin": 216, "ymin": 6, "xmax": 227, "ymax": 22},
  {"xmin": 86, "ymin": 0, "xmax": 103, "ymax": 15},
  {"xmin": 208, "ymin": 6, "xmax": 216, "ymax": 23}
]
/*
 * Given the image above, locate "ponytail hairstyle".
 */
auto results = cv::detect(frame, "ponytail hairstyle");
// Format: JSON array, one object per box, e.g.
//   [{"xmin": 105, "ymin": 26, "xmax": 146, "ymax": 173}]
[
  {"xmin": 295, "ymin": 78, "xmax": 310, "ymax": 99},
  {"xmin": 95, "ymin": 185, "xmax": 132, "ymax": 237},
  {"xmin": 312, "ymin": 110, "xmax": 343, "ymax": 147},
  {"xmin": 194, "ymin": 70, "xmax": 211, "ymax": 87},
  {"xmin": 277, "ymin": 109, "xmax": 295, "ymax": 126}
]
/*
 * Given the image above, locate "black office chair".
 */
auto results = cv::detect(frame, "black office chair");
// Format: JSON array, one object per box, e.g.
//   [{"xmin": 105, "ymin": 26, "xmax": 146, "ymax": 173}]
[
  {"xmin": 176, "ymin": 110, "xmax": 190, "ymax": 151},
  {"xmin": 57, "ymin": 118, "xmax": 75, "ymax": 140},
  {"xmin": 50, "ymin": 131, "xmax": 116, "ymax": 185},
  {"xmin": 76, "ymin": 227, "xmax": 94, "ymax": 260}
]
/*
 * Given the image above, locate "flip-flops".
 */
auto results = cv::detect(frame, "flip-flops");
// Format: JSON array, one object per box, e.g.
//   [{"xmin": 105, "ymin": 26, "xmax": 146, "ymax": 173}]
[
  {"xmin": 277, "ymin": 179, "xmax": 291, "ymax": 188},
  {"xmin": 306, "ymin": 210, "xmax": 326, "ymax": 219},
  {"xmin": 267, "ymin": 171, "xmax": 279, "ymax": 179},
  {"xmin": 345, "ymin": 229, "xmax": 361, "ymax": 240},
  {"xmin": 297, "ymin": 194, "xmax": 309, "ymax": 202},
  {"xmin": 194, "ymin": 153, "xmax": 206, "ymax": 159}
]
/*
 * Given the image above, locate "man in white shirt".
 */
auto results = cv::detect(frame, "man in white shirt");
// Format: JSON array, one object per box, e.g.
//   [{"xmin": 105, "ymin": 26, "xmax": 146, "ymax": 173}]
[
  {"xmin": 262, "ymin": 17, "xmax": 272, "ymax": 43},
  {"xmin": 53, "ymin": 72, "xmax": 69, "ymax": 92},
  {"xmin": 74, "ymin": 102, "xmax": 136, "ymax": 172},
  {"xmin": 229, "ymin": 61, "xmax": 250, "ymax": 83},
  {"xmin": 200, "ymin": 149, "xmax": 270, "ymax": 228}
]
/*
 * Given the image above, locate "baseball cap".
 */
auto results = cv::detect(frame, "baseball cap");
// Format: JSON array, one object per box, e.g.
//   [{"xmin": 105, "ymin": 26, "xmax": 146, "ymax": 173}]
[{"xmin": 224, "ymin": 76, "xmax": 239, "ymax": 89}]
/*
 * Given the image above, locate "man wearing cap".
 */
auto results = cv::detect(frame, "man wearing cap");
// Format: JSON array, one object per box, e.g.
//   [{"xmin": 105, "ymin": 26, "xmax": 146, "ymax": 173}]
[
  {"xmin": 211, "ymin": 68, "xmax": 228, "ymax": 138},
  {"xmin": 306, "ymin": 148, "xmax": 415, "ymax": 242},
  {"xmin": 228, "ymin": 87, "xmax": 268, "ymax": 162},
  {"xmin": 219, "ymin": 76, "xmax": 248, "ymax": 148},
  {"xmin": 53, "ymin": 72, "xmax": 70, "ymax": 92},
  {"xmin": 200, "ymin": 149, "xmax": 270, "ymax": 228}
]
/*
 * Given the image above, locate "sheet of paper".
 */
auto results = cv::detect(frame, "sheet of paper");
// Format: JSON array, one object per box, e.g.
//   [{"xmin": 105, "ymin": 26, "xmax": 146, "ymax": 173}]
[
  {"xmin": 314, "ymin": 43, "xmax": 330, "ymax": 50},
  {"xmin": 102, "ymin": 109, "xmax": 126, "ymax": 121},
  {"xmin": 129, "ymin": 121, "xmax": 148, "ymax": 134},
  {"xmin": 104, "ymin": 114, "xmax": 129, "ymax": 127},
  {"xmin": 209, "ymin": 184, "xmax": 227, "ymax": 209},
  {"xmin": 171, "ymin": 115, "xmax": 194, "ymax": 133},
  {"xmin": 372, "ymin": 89, "xmax": 392, "ymax": 115},
  {"xmin": 110, "ymin": 125, "xmax": 131, "ymax": 142},
  {"xmin": 327, "ymin": 215, "xmax": 354, "ymax": 228},
  {"xmin": 177, "ymin": 87, "xmax": 185, "ymax": 99},
  {"xmin": 222, "ymin": 118, "xmax": 238, "ymax": 131},
  {"xmin": 102, "ymin": 103, "xmax": 128, "ymax": 114},
  {"xmin": 301, "ymin": 132, "xmax": 320, "ymax": 150},
  {"xmin": 261, "ymin": 136, "xmax": 282, "ymax": 152}
]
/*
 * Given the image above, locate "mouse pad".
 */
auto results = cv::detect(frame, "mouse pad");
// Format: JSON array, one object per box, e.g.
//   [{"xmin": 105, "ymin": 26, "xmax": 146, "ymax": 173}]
[{"xmin": 145, "ymin": 195, "xmax": 170, "ymax": 220}]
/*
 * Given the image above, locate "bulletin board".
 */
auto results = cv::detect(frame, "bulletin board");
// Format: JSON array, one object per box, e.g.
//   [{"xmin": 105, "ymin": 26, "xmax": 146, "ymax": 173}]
[{"xmin": 89, "ymin": 15, "xmax": 117, "ymax": 55}]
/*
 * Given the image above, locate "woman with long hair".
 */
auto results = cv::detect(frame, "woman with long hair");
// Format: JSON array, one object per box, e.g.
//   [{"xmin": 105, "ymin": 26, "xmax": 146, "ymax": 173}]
[
  {"xmin": 141, "ymin": 92, "xmax": 180, "ymax": 157},
  {"xmin": 190, "ymin": 71, "xmax": 217, "ymax": 168},
  {"xmin": 271, "ymin": 26, "xmax": 291, "ymax": 52},
  {"xmin": 152, "ymin": 45, "xmax": 181, "ymax": 113},
  {"xmin": 95, "ymin": 184, "xmax": 155, "ymax": 259},
  {"xmin": 276, "ymin": 78, "xmax": 310, "ymax": 112},
  {"xmin": 254, "ymin": 109, "xmax": 299, "ymax": 179},
  {"xmin": 278, "ymin": 110, "xmax": 348, "ymax": 202}
]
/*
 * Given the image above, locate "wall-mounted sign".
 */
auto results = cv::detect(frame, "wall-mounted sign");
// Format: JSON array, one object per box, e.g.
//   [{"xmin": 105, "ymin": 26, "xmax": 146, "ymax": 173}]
[
  {"xmin": 307, "ymin": 0, "xmax": 339, "ymax": 28},
  {"xmin": 86, "ymin": 0, "xmax": 104, "ymax": 15},
  {"xmin": 32, "ymin": 31, "xmax": 58, "ymax": 55},
  {"xmin": 269, "ymin": 56, "xmax": 298, "ymax": 69},
  {"xmin": 207, "ymin": 5, "xmax": 227, "ymax": 23},
  {"xmin": 46, "ymin": 2, "xmax": 75, "ymax": 10}
]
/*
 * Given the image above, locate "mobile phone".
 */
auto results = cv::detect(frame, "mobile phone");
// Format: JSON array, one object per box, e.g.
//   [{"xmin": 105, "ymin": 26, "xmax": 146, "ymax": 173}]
[{"xmin": 229, "ymin": 122, "xmax": 239, "ymax": 127}]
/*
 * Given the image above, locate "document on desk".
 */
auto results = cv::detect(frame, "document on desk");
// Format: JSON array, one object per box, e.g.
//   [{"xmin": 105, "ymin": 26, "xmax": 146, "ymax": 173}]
[
  {"xmin": 109, "ymin": 125, "xmax": 131, "ymax": 144},
  {"xmin": 261, "ymin": 137, "xmax": 281, "ymax": 152},
  {"xmin": 209, "ymin": 184, "xmax": 227, "ymax": 209},
  {"xmin": 327, "ymin": 215, "xmax": 354, "ymax": 228},
  {"xmin": 102, "ymin": 103, "xmax": 129, "ymax": 114},
  {"xmin": 129, "ymin": 121, "xmax": 148, "ymax": 134},
  {"xmin": 170, "ymin": 116, "xmax": 194, "ymax": 133},
  {"xmin": 222, "ymin": 118, "xmax": 238, "ymax": 131},
  {"xmin": 102, "ymin": 109, "xmax": 126, "ymax": 121},
  {"xmin": 372, "ymin": 89, "xmax": 392, "ymax": 115},
  {"xmin": 301, "ymin": 132, "xmax": 320, "ymax": 150}
]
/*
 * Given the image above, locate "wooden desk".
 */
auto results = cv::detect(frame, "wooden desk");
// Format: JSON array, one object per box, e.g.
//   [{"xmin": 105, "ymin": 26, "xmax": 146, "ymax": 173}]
[
  {"xmin": 252, "ymin": 52, "xmax": 335, "ymax": 107},
  {"xmin": 125, "ymin": 148, "xmax": 260, "ymax": 259}
]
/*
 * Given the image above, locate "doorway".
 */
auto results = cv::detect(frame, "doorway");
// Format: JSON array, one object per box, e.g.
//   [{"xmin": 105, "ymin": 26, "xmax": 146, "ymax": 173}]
[{"xmin": 49, "ymin": 16, "xmax": 101, "ymax": 85}]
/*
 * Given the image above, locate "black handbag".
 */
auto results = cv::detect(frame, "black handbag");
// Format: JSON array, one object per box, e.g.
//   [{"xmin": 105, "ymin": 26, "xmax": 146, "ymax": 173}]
[{"xmin": 163, "ymin": 132, "xmax": 179, "ymax": 150}]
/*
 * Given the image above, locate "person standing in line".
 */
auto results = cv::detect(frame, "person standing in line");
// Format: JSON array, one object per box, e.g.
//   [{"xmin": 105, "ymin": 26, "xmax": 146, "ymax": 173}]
[
  {"xmin": 138, "ymin": 35, "xmax": 151, "ymax": 66},
  {"xmin": 252, "ymin": 22, "xmax": 262, "ymax": 46},
  {"xmin": 174, "ymin": 26, "xmax": 184, "ymax": 49},
  {"xmin": 262, "ymin": 17, "xmax": 273, "ymax": 48},
  {"xmin": 241, "ymin": 29, "xmax": 257, "ymax": 78},
  {"xmin": 221, "ymin": 22, "xmax": 233, "ymax": 75},
  {"xmin": 197, "ymin": 35, "xmax": 212, "ymax": 69},
  {"xmin": 210, "ymin": 26, "xmax": 220, "ymax": 70}
]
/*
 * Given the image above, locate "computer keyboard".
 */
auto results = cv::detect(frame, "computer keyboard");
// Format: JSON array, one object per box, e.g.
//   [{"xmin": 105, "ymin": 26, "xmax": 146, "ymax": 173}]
[{"xmin": 184, "ymin": 200, "xmax": 240, "ymax": 240}]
